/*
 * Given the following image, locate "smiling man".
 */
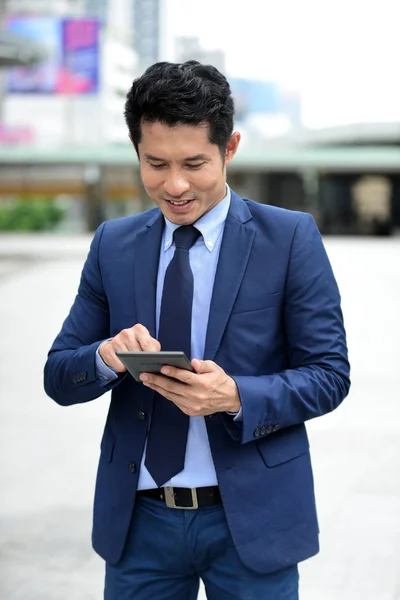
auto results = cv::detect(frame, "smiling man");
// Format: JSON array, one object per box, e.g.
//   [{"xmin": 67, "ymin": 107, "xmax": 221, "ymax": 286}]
[
  {"xmin": 44, "ymin": 61, "xmax": 350, "ymax": 600},
  {"xmin": 138, "ymin": 121, "xmax": 239, "ymax": 225}
]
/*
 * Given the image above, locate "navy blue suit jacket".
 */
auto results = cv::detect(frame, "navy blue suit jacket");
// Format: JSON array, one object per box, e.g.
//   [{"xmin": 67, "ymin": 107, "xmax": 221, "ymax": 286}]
[{"xmin": 44, "ymin": 191, "xmax": 350, "ymax": 574}]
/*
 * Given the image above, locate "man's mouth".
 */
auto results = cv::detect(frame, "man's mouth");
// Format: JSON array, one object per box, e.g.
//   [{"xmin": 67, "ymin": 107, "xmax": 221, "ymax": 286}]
[{"xmin": 165, "ymin": 199, "xmax": 194, "ymax": 206}]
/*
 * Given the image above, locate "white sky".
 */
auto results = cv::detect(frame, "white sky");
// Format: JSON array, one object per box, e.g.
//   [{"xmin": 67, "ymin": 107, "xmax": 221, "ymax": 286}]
[{"xmin": 162, "ymin": 0, "xmax": 400, "ymax": 128}]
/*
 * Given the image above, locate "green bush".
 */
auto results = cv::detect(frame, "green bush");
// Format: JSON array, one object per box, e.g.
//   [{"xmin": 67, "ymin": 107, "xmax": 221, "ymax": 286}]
[{"xmin": 0, "ymin": 199, "xmax": 65, "ymax": 231}]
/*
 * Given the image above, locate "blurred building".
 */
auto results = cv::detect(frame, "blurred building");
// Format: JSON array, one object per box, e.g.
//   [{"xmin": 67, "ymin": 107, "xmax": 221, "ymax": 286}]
[
  {"xmin": 1, "ymin": 3, "xmax": 399, "ymax": 236},
  {"xmin": 5, "ymin": 0, "xmax": 85, "ymax": 16},
  {"xmin": 1, "ymin": 120, "xmax": 400, "ymax": 233},
  {"xmin": 1, "ymin": 0, "xmax": 138, "ymax": 146},
  {"xmin": 230, "ymin": 78, "xmax": 302, "ymax": 141},
  {"xmin": 174, "ymin": 37, "xmax": 301, "ymax": 142},
  {"xmin": 175, "ymin": 36, "xmax": 225, "ymax": 74},
  {"xmin": 85, "ymin": 0, "xmax": 108, "ymax": 23},
  {"xmin": 133, "ymin": 0, "xmax": 160, "ymax": 71},
  {"xmin": 293, "ymin": 123, "xmax": 400, "ymax": 235},
  {"xmin": 0, "ymin": 28, "xmax": 47, "ymax": 68}
]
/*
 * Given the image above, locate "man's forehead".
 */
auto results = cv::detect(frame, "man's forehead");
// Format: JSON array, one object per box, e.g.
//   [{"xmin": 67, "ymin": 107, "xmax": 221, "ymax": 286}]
[
  {"xmin": 139, "ymin": 122, "xmax": 217, "ymax": 159},
  {"xmin": 140, "ymin": 120, "xmax": 210, "ymax": 139}
]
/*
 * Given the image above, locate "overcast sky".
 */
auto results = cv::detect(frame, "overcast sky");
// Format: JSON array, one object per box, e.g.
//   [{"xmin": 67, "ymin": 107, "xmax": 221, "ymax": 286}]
[{"xmin": 162, "ymin": 0, "xmax": 400, "ymax": 128}]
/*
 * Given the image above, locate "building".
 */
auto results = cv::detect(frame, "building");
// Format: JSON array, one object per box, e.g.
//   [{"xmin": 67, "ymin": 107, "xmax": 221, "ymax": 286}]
[
  {"xmin": 4, "ymin": 0, "xmax": 85, "ymax": 16},
  {"xmin": 175, "ymin": 36, "xmax": 225, "ymax": 73},
  {"xmin": 85, "ymin": 0, "xmax": 108, "ymax": 24},
  {"xmin": 1, "ymin": 0, "xmax": 138, "ymax": 147},
  {"xmin": 133, "ymin": 0, "xmax": 160, "ymax": 71}
]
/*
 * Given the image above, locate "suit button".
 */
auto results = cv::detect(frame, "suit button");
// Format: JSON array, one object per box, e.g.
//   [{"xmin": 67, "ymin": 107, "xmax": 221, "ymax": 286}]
[
  {"xmin": 137, "ymin": 411, "xmax": 147, "ymax": 421},
  {"xmin": 128, "ymin": 463, "xmax": 137, "ymax": 474},
  {"xmin": 253, "ymin": 428, "xmax": 260, "ymax": 438},
  {"xmin": 260, "ymin": 426, "xmax": 267, "ymax": 436},
  {"xmin": 266, "ymin": 426, "xmax": 273, "ymax": 434},
  {"xmin": 273, "ymin": 424, "xmax": 280, "ymax": 432}
]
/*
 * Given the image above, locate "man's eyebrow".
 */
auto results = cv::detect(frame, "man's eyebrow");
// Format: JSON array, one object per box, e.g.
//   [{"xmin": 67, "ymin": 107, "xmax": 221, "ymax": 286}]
[
  {"xmin": 144, "ymin": 153, "xmax": 166, "ymax": 162},
  {"xmin": 183, "ymin": 154, "xmax": 209, "ymax": 161},
  {"xmin": 144, "ymin": 153, "xmax": 209, "ymax": 162}
]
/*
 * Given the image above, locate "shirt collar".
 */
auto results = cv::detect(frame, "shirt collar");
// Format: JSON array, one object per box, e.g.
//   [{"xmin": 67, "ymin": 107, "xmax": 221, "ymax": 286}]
[{"xmin": 163, "ymin": 185, "xmax": 231, "ymax": 253}]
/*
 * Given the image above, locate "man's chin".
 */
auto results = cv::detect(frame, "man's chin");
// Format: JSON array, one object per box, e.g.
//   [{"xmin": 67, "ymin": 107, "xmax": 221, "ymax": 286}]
[{"xmin": 162, "ymin": 202, "xmax": 198, "ymax": 224}]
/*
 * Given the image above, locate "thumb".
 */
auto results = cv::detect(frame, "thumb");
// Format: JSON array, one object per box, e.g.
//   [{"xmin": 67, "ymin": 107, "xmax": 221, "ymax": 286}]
[{"xmin": 191, "ymin": 359, "xmax": 217, "ymax": 374}]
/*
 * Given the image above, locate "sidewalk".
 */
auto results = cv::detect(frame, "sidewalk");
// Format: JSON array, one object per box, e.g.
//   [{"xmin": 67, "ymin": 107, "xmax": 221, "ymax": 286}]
[{"xmin": 0, "ymin": 232, "xmax": 92, "ymax": 259}]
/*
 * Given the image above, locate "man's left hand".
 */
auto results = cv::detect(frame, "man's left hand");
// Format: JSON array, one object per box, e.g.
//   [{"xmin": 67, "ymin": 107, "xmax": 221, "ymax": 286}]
[{"xmin": 139, "ymin": 359, "xmax": 241, "ymax": 416}]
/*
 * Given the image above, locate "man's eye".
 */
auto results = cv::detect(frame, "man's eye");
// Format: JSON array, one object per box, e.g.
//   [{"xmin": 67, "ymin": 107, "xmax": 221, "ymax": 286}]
[
  {"xmin": 149, "ymin": 163, "xmax": 165, "ymax": 169},
  {"xmin": 185, "ymin": 163, "xmax": 204, "ymax": 169}
]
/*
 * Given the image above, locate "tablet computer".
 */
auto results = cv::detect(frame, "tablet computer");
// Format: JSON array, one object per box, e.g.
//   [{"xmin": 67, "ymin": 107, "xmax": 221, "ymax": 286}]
[{"xmin": 116, "ymin": 351, "xmax": 194, "ymax": 382}]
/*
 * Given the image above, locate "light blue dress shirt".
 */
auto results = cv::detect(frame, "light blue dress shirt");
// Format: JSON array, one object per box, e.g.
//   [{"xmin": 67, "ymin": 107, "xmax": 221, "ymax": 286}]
[{"xmin": 96, "ymin": 186, "xmax": 232, "ymax": 489}]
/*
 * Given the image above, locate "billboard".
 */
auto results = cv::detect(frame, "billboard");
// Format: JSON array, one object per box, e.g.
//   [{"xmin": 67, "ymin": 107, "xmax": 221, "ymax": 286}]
[{"xmin": 5, "ymin": 17, "xmax": 100, "ymax": 94}]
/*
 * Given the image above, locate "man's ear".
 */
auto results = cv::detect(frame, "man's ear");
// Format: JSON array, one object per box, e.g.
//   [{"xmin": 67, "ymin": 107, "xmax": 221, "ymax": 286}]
[{"xmin": 225, "ymin": 131, "xmax": 241, "ymax": 166}]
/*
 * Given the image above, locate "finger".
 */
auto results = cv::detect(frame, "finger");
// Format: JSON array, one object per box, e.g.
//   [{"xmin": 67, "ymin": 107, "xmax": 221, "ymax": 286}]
[
  {"xmin": 117, "ymin": 328, "xmax": 143, "ymax": 351},
  {"xmin": 140, "ymin": 378, "xmax": 182, "ymax": 403},
  {"xmin": 159, "ymin": 365, "xmax": 196, "ymax": 384},
  {"xmin": 140, "ymin": 373, "xmax": 187, "ymax": 396},
  {"xmin": 141, "ymin": 374, "xmax": 211, "ymax": 417},
  {"xmin": 132, "ymin": 324, "xmax": 161, "ymax": 352},
  {"xmin": 112, "ymin": 357, "xmax": 127, "ymax": 372},
  {"xmin": 191, "ymin": 359, "xmax": 218, "ymax": 374},
  {"xmin": 99, "ymin": 340, "xmax": 127, "ymax": 372},
  {"xmin": 141, "ymin": 380, "xmax": 202, "ymax": 416},
  {"xmin": 119, "ymin": 324, "xmax": 160, "ymax": 352}
]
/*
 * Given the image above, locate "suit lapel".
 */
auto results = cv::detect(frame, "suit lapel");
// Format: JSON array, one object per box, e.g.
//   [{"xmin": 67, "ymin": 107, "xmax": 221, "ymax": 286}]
[
  {"xmin": 204, "ymin": 192, "xmax": 255, "ymax": 361},
  {"xmin": 132, "ymin": 210, "xmax": 164, "ymax": 338}
]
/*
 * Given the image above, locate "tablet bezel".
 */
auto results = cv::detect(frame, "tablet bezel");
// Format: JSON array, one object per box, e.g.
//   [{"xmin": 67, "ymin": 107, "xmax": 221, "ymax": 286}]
[{"xmin": 115, "ymin": 351, "xmax": 194, "ymax": 382}]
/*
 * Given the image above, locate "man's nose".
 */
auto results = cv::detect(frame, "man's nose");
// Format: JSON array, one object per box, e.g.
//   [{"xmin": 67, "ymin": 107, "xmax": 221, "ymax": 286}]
[{"xmin": 164, "ymin": 174, "xmax": 190, "ymax": 197}]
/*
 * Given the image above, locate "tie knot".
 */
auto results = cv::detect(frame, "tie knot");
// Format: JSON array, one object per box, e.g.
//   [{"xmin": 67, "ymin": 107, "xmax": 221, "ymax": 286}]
[{"xmin": 173, "ymin": 225, "xmax": 201, "ymax": 250}]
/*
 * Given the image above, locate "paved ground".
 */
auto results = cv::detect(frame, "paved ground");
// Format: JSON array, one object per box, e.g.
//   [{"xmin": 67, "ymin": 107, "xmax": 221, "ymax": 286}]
[{"xmin": 0, "ymin": 233, "xmax": 399, "ymax": 599}]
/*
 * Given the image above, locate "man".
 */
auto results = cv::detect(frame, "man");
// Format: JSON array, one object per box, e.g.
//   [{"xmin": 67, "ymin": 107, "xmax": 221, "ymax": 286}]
[{"xmin": 44, "ymin": 61, "xmax": 350, "ymax": 599}]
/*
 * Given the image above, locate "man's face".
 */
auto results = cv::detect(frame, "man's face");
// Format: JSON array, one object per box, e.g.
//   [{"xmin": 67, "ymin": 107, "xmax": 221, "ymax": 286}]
[{"xmin": 137, "ymin": 121, "xmax": 240, "ymax": 225}]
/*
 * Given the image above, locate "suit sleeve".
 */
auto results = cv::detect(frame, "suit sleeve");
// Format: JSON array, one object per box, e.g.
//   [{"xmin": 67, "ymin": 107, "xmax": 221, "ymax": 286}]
[
  {"xmin": 43, "ymin": 223, "xmax": 126, "ymax": 406},
  {"xmin": 229, "ymin": 213, "xmax": 350, "ymax": 444}
]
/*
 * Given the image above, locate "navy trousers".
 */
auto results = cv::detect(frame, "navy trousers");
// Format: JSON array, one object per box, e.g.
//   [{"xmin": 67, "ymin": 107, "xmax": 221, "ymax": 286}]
[{"xmin": 104, "ymin": 496, "xmax": 299, "ymax": 600}]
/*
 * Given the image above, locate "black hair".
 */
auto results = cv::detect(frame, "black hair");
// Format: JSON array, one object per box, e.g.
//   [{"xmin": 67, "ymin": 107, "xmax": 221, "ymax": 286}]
[{"xmin": 124, "ymin": 61, "xmax": 235, "ymax": 157}]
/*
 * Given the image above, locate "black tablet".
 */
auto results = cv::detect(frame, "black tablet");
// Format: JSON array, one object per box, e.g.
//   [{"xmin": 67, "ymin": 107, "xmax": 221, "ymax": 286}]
[{"xmin": 116, "ymin": 351, "xmax": 195, "ymax": 382}]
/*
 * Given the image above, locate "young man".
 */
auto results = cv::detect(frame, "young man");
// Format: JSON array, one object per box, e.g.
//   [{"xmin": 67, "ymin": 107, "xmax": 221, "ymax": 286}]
[{"xmin": 44, "ymin": 61, "xmax": 350, "ymax": 599}]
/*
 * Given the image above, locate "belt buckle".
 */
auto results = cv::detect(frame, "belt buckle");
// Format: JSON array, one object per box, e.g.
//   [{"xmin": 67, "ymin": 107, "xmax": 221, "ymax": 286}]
[{"xmin": 164, "ymin": 486, "xmax": 199, "ymax": 510}]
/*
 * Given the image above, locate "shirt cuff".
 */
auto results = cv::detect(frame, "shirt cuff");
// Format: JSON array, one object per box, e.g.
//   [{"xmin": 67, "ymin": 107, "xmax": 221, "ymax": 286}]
[
  {"xmin": 95, "ymin": 342, "xmax": 118, "ymax": 385},
  {"xmin": 227, "ymin": 407, "xmax": 243, "ymax": 422}
]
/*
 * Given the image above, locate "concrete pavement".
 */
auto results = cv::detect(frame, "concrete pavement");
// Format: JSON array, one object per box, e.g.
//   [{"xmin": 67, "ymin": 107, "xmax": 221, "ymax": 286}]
[{"xmin": 0, "ymin": 233, "xmax": 399, "ymax": 599}]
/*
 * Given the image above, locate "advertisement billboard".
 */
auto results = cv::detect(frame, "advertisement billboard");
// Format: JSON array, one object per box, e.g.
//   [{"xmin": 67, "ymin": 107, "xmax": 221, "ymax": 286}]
[{"xmin": 5, "ymin": 17, "xmax": 100, "ymax": 94}]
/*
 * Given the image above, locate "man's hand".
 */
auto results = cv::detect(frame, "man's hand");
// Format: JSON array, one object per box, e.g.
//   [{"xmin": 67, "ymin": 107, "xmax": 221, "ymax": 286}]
[
  {"xmin": 99, "ymin": 324, "xmax": 161, "ymax": 373},
  {"xmin": 140, "ymin": 359, "xmax": 241, "ymax": 416}
]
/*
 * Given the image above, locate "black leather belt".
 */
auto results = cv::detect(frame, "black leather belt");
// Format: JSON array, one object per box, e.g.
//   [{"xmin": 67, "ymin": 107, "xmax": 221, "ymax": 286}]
[{"xmin": 137, "ymin": 485, "xmax": 221, "ymax": 509}]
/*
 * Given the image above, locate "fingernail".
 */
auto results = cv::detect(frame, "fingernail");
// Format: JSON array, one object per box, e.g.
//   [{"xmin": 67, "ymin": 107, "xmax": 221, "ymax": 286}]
[{"xmin": 140, "ymin": 374, "xmax": 148, "ymax": 382}]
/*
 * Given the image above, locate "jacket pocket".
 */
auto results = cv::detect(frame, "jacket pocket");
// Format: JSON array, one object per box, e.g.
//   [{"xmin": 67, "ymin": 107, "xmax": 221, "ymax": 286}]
[
  {"xmin": 231, "ymin": 291, "xmax": 281, "ymax": 315},
  {"xmin": 100, "ymin": 428, "xmax": 115, "ymax": 463},
  {"xmin": 257, "ymin": 424, "xmax": 309, "ymax": 467}
]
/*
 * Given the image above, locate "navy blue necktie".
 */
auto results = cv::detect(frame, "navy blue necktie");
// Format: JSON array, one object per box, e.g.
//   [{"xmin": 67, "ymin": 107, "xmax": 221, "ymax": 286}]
[{"xmin": 145, "ymin": 225, "xmax": 201, "ymax": 487}]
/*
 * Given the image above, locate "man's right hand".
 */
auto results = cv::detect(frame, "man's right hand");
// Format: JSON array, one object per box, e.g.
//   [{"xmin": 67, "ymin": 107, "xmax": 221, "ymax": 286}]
[{"xmin": 99, "ymin": 324, "xmax": 161, "ymax": 373}]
